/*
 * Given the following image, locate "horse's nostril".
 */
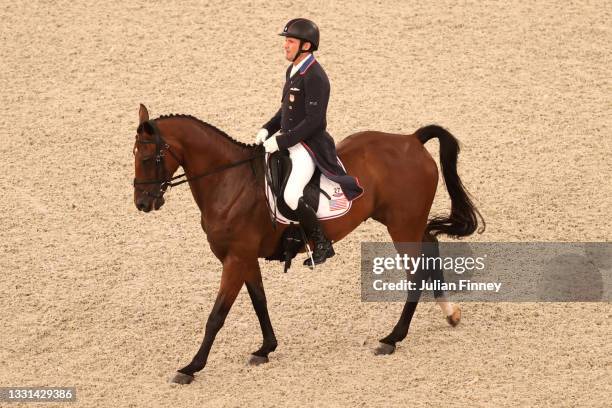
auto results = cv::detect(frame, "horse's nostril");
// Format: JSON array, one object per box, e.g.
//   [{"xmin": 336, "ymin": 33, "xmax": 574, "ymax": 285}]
[
  {"xmin": 137, "ymin": 201, "xmax": 147, "ymax": 210},
  {"xmin": 154, "ymin": 197, "xmax": 165, "ymax": 210}
]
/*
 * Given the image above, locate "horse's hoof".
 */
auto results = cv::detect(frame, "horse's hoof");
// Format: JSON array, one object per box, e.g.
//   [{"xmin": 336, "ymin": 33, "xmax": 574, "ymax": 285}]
[
  {"xmin": 446, "ymin": 305, "xmax": 462, "ymax": 327},
  {"xmin": 247, "ymin": 354, "xmax": 269, "ymax": 366},
  {"xmin": 169, "ymin": 371, "xmax": 194, "ymax": 384},
  {"xmin": 374, "ymin": 342, "xmax": 396, "ymax": 355}
]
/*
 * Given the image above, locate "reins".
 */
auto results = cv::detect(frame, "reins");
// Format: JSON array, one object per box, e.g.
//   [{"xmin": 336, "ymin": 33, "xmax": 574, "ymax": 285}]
[
  {"xmin": 134, "ymin": 118, "xmax": 283, "ymax": 229},
  {"xmin": 164, "ymin": 154, "xmax": 265, "ymax": 188},
  {"xmin": 133, "ymin": 120, "xmax": 264, "ymax": 195}
]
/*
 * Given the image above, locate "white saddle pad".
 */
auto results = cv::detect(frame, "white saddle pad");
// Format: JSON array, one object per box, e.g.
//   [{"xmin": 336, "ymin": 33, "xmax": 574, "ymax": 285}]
[{"xmin": 265, "ymin": 155, "xmax": 352, "ymax": 224}]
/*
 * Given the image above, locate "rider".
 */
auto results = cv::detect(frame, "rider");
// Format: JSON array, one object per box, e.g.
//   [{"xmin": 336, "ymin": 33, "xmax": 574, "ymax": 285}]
[{"xmin": 255, "ymin": 18, "xmax": 364, "ymax": 267}]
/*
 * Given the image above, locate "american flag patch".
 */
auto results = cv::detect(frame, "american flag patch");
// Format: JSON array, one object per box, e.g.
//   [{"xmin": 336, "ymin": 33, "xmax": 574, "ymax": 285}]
[{"xmin": 328, "ymin": 192, "xmax": 348, "ymax": 211}]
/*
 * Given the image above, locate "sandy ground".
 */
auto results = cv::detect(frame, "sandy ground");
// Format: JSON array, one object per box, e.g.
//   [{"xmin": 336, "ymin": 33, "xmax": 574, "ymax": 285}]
[{"xmin": 1, "ymin": 0, "xmax": 611, "ymax": 406}]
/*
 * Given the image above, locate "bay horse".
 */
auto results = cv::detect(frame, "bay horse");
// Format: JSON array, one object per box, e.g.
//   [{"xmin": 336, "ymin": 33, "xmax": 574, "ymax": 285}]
[{"xmin": 132, "ymin": 104, "xmax": 483, "ymax": 384}]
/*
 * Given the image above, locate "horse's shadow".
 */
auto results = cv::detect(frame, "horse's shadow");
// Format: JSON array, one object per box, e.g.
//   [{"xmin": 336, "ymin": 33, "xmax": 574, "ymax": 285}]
[{"xmin": 537, "ymin": 244, "xmax": 609, "ymax": 302}]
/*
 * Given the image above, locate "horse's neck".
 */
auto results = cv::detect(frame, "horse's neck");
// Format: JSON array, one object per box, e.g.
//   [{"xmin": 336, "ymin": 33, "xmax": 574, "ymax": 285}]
[{"xmin": 167, "ymin": 119, "xmax": 258, "ymax": 214}]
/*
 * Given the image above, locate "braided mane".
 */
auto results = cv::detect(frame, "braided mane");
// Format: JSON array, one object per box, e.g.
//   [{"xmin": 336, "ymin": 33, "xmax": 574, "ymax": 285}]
[{"xmin": 155, "ymin": 114, "xmax": 257, "ymax": 148}]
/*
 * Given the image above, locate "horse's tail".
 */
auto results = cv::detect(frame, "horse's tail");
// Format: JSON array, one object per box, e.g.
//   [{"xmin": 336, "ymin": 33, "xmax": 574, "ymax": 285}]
[{"xmin": 416, "ymin": 125, "xmax": 485, "ymax": 238}]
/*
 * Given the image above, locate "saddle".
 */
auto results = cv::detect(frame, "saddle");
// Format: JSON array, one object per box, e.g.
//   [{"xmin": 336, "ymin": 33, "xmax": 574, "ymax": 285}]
[
  {"xmin": 264, "ymin": 150, "xmax": 328, "ymax": 272},
  {"xmin": 265, "ymin": 150, "xmax": 326, "ymax": 219}
]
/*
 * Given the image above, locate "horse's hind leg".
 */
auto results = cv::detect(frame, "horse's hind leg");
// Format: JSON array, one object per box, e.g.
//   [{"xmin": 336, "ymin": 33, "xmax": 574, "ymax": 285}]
[
  {"xmin": 374, "ymin": 225, "xmax": 428, "ymax": 356},
  {"xmin": 245, "ymin": 268, "xmax": 278, "ymax": 365},
  {"xmin": 424, "ymin": 232, "xmax": 462, "ymax": 326}
]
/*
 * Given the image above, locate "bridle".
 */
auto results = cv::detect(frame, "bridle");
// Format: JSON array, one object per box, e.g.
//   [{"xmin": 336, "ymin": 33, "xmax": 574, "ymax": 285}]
[{"xmin": 133, "ymin": 120, "xmax": 264, "ymax": 199}]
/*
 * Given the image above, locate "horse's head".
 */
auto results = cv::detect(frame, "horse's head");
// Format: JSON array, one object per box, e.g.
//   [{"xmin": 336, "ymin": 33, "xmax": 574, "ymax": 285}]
[{"xmin": 132, "ymin": 104, "xmax": 180, "ymax": 212}]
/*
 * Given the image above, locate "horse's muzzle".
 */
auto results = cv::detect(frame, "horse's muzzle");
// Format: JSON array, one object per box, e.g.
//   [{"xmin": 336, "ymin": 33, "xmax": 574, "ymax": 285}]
[{"xmin": 135, "ymin": 196, "xmax": 165, "ymax": 212}]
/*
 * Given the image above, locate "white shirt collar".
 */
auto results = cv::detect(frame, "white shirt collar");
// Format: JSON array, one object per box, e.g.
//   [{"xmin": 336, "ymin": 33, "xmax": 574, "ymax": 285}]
[{"xmin": 290, "ymin": 53, "xmax": 313, "ymax": 77}]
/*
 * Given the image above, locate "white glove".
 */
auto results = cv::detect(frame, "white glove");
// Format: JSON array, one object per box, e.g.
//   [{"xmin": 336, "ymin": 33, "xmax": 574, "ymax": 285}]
[
  {"xmin": 255, "ymin": 128, "xmax": 268, "ymax": 144},
  {"xmin": 263, "ymin": 136, "xmax": 279, "ymax": 153}
]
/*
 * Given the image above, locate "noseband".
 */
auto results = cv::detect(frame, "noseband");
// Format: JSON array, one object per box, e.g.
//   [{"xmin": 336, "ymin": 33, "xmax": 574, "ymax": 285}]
[{"xmin": 133, "ymin": 120, "xmax": 264, "ymax": 199}]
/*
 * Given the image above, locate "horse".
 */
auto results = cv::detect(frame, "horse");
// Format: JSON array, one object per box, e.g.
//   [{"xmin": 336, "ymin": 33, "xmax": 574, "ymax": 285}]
[{"xmin": 132, "ymin": 104, "xmax": 484, "ymax": 384}]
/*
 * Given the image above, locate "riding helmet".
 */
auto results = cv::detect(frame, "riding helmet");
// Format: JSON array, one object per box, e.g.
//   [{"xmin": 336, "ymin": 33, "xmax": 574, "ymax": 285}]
[{"xmin": 279, "ymin": 18, "xmax": 320, "ymax": 51}]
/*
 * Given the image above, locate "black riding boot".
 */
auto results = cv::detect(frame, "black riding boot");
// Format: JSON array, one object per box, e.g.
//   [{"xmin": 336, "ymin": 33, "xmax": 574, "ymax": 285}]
[{"xmin": 295, "ymin": 197, "xmax": 335, "ymax": 267}]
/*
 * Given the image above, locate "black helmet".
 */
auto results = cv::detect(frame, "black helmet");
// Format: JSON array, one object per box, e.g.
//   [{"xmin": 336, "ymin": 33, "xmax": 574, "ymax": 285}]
[{"xmin": 279, "ymin": 18, "xmax": 319, "ymax": 51}]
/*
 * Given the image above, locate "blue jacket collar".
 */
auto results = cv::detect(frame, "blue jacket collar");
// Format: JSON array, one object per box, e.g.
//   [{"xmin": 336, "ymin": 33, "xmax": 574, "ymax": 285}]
[{"xmin": 299, "ymin": 54, "xmax": 316, "ymax": 75}]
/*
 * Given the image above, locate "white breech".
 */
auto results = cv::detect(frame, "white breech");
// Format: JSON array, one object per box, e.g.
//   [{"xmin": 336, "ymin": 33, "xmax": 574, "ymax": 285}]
[{"xmin": 284, "ymin": 143, "xmax": 316, "ymax": 210}]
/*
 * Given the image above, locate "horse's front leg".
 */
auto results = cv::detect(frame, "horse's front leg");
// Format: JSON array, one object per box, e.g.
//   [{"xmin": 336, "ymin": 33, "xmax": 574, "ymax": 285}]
[
  {"xmin": 170, "ymin": 256, "xmax": 244, "ymax": 384},
  {"xmin": 245, "ymin": 264, "xmax": 277, "ymax": 365}
]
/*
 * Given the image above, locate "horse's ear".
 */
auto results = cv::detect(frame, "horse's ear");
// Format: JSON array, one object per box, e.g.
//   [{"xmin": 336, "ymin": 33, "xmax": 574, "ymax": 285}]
[{"xmin": 139, "ymin": 104, "xmax": 149, "ymax": 124}]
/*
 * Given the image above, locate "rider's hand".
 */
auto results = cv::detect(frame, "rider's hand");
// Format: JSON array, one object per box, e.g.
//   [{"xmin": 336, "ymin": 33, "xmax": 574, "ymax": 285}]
[
  {"xmin": 263, "ymin": 136, "xmax": 279, "ymax": 153},
  {"xmin": 255, "ymin": 128, "xmax": 268, "ymax": 144}
]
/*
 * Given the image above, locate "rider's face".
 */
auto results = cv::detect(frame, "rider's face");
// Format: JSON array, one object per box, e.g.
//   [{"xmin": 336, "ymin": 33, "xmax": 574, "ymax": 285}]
[{"xmin": 284, "ymin": 37, "xmax": 310, "ymax": 62}]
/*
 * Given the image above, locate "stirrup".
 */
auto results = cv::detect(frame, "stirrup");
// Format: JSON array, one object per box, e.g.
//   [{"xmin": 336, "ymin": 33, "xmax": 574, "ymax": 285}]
[
  {"xmin": 298, "ymin": 224, "xmax": 316, "ymax": 269},
  {"xmin": 303, "ymin": 240, "xmax": 335, "ymax": 268}
]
